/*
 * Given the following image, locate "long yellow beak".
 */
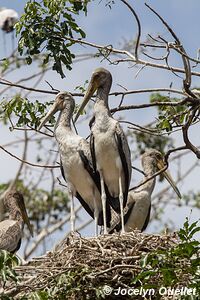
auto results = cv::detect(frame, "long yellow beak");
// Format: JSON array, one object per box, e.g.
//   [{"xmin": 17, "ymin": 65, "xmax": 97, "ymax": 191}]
[
  {"xmin": 157, "ymin": 159, "xmax": 182, "ymax": 199},
  {"xmin": 74, "ymin": 80, "xmax": 98, "ymax": 122},
  {"xmin": 38, "ymin": 102, "xmax": 58, "ymax": 131}
]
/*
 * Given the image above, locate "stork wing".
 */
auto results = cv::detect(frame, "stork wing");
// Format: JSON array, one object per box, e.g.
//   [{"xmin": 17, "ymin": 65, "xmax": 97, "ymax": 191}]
[
  {"xmin": 78, "ymin": 148, "xmax": 111, "ymax": 227},
  {"xmin": 115, "ymin": 123, "xmax": 131, "ymax": 207},
  {"xmin": 90, "ymin": 132, "xmax": 97, "ymax": 172},
  {"xmin": 60, "ymin": 153, "xmax": 96, "ymax": 221},
  {"xmin": 60, "ymin": 159, "xmax": 66, "ymax": 182},
  {"xmin": 141, "ymin": 203, "xmax": 151, "ymax": 231},
  {"xmin": 0, "ymin": 220, "xmax": 22, "ymax": 253},
  {"xmin": 89, "ymin": 115, "xmax": 95, "ymax": 130}
]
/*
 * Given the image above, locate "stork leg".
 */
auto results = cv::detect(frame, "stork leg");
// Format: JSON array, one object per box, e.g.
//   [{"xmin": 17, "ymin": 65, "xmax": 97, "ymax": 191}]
[
  {"xmin": 99, "ymin": 170, "xmax": 108, "ymax": 235},
  {"xmin": 93, "ymin": 190, "xmax": 98, "ymax": 236},
  {"xmin": 69, "ymin": 191, "xmax": 75, "ymax": 232},
  {"xmin": 119, "ymin": 174, "xmax": 125, "ymax": 234}
]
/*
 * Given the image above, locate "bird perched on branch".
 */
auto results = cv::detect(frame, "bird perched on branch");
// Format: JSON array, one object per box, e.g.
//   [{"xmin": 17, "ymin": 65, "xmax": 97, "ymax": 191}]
[
  {"xmin": 75, "ymin": 68, "xmax": 132, "ymax": 234},
  {"xmin": 0, "ymin": 7, "xmax": 18, "ymax": 33},
  {"xmin": 0, "ymin": 190, "xmax": 33, "ymax": 253},
  {"xmin": 38, "ymin": 92, "xmax": 111, "ymax": 236},
  {"xmin": 109, "ymin": 149, "xmax": 181, "ymax": 233}
]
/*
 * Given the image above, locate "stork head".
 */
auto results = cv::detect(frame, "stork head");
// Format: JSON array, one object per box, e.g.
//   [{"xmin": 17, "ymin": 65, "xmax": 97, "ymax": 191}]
[
  {"xmin": 2, "ymin": 17, "xmax": 16, "ymax": 32},
  {"xmin": 0, "ymin": 8, "xmax": 18, "ymax": 33},
  {"xmin": 4, "ymin": 190, "xmax": 33, "ymax": 236},
  {"xmin": 142, "ymin": 149, "xmax": 182, "ymax": 199},
  {"xmin": 38, "ymin": 92, "xmax": 75, "ymax": 130},
  {"xmin": 74, "ymin": 68, "xmax": 112, "ymax": 122}
]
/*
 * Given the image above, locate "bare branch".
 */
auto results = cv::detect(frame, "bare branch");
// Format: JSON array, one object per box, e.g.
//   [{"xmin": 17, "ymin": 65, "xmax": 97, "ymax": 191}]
[
  {"xmin": 111, "ymin": 97, "xmax": 194, "ymax": 113},
  {"xmin": 120, "ymin": 0, "xmax": 141, "ymax": 60},
  {"xmin": 0, "ymin": 145, "xmax": 59, "ymax": 169},
  {"xmin": 182, "ymin": 108, "xmax": 200, "ymax": 158}
]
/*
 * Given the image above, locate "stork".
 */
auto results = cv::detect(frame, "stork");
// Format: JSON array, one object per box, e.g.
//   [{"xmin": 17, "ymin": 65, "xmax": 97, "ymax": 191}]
[
  {"xmin": 0, "ymin": 190, "xmax": 33, "ymax": 253},
  {"xmin": 74, "ymin": 68, "xmax": 132, "ymax": 234},
  {"xmin": 0, "ymin": 8, "xmax": 18, "ymax": 33},
  {"xmin": 38, "ymin": 92, "xmax": 111, "ymax": 235},
  {"xmin": 109, "ymin": 149, "xmax": 182, "ymax": 233}
]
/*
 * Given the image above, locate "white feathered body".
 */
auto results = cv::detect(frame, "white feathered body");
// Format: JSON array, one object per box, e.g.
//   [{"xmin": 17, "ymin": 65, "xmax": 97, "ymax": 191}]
[{"xmin": 55, "ymin": 126, "xmax": 102, "ymax": 214}]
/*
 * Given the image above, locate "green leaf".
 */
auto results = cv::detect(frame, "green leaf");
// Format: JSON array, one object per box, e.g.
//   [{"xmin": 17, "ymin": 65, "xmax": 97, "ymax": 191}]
[{"xmin": 161, "ymin": 268, "xmax": 177, "ymax": 286}]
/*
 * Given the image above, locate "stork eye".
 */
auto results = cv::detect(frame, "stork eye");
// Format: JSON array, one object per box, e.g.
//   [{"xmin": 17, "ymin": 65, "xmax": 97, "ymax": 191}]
[
  {"xmin": 155, "ymin": 153, "xmax": 162, "ymax": 160},
  {"xmin": 94, "ymin": 73, "xmax": 100, "ymax": 79}
]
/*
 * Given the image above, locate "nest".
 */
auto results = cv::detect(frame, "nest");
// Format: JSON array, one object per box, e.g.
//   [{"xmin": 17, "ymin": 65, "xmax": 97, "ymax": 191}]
[{"xmin": 3, "ymin": 231, "xmax": 179, "ymax": 299}]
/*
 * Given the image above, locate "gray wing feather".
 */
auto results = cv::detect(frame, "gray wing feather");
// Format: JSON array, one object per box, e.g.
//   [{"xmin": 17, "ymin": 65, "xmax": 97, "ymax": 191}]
[{"xmin": 79, "ymin": 139, "xmax": 92, "ymax": 161}]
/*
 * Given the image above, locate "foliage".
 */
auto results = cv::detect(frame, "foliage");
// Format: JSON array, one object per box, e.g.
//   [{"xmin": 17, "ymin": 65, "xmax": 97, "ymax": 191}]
[
  {"xmin": 0, "ymin": 250, "xmax": 19, "ymax": 284},
  {"xmin": 133, "ymin": 218, "xmax": 200, "ymax": 299},
  {"xmin": 133, "ymin": 129, "xmax": 173, "ymax": 156},
  {"xmin": 16, "ymin": 0, "xmax": 90, "ymax": 78},
  {"xmin": 0, "ymin": 95, "xmax": 54, "ymax": 128},
  {"xmin": 150, "ymin": 93, "xmax": 188, "ymax": 132},
  {"xmin": 25, "ymin": 268, "xmax": 95, "ymax": 300}
]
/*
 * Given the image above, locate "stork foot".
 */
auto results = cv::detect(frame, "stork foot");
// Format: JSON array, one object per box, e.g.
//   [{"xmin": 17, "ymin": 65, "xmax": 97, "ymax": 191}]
[{"xmin": 103, "ymin": 228, "xmax": 108, "ymax": 235}]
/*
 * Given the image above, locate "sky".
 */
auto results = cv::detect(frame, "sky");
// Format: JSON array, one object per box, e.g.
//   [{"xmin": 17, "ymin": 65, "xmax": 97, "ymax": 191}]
[{"xmin": 0, "ymin": 0, "xmax": 200, "ymax": 254}]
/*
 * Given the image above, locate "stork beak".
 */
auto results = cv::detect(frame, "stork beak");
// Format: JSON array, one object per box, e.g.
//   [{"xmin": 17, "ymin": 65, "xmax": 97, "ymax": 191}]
[
  {"xmin": 74, "ymin": 78, "xmax": 98, "ymax": 122},
  {"xmin": 38, "ymin": 102, "xmax": 59, "ymax": 131},
  {"xmin": 157, "ymin": 159, "xmax": 182, "ymax": 199},
  {"xmin": 18, "ymin": 200, "xmax": 34, "ymax": 237}
]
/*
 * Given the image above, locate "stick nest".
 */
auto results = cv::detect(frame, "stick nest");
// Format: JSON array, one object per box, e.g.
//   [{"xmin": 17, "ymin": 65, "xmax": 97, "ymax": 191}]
[{"xmin": 3, "ymin": 231, "xmax": 179, "ymax": 299}]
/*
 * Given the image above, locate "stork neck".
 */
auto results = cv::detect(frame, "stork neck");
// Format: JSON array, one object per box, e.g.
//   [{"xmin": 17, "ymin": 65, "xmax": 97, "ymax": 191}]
[
  {"xmin": 94, "ymin": 98, "xmax": 110, "ymax": 117},
  {"xmin": 94, "ymin": 84, "xmax": 112, "ymax": 116},
  {"xmin": 55, "ymin": 107, "xmax": 72, "ymax": 130},
  {"xmin": 97, "ymin": 85, "xmax": 109, "ymax": 103},
  {"xmin": 140, "ymin": 163, "xmax": 157, "ymax": 194},
  {"xmin": 9, "ymin": 207, "xmax": 23, "ymax": 223},
  {"xmin": 141, "ymin": 176, "xmax": 156, "ymax": 195}
]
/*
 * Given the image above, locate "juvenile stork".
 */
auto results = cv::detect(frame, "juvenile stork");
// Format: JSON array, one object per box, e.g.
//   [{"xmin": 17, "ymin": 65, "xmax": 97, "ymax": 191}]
[
  {"xmin": 38, "ymin": 92, "xmax": 111, "ymax": 235},
  {"xmin": 0, "ymin": 8, "xmax": 18, "ymax": 33},
  {"xmin": 75, "ymin": 68, "xmax": 131, "ymax": 234},
  {"xmin": 109, "ymin": 149, "xmax": 181, "ymax": 233},
  {"xmin": 0, "ymin": 190, "xmax": 33, "ymax": 253}
]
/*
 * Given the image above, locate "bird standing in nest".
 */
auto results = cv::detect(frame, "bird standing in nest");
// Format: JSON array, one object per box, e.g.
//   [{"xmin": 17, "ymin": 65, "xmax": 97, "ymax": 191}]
[
  {"xmin": 75, "ymin": 68, "xmax": 132, "ymax": 234},
  {"xmin": 0, "ymin": 190, "xmax": 33, "ymax": 253},
  {"xmin": 109, "ymin": 149, "xmax": 181, "ymax": 233},
  {"xmin": 38, "ymin": 92, "xmax": 111, "ymax": 236}
]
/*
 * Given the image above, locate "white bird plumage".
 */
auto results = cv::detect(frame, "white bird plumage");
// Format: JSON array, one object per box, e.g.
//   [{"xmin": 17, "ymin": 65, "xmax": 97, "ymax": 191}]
[
  {"xmin": 38, "ymin": 92, "xmax": 111, "ymax": 235},
  {"xmin": 75, "ymin": 68, "xmax": 132, "ymax": 234}
]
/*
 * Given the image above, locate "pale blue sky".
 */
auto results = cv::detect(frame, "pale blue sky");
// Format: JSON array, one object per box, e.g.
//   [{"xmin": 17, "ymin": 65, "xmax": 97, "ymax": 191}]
[{"xmin": 0, "ymin": 1, "xmax": 200, "ymax": 253}]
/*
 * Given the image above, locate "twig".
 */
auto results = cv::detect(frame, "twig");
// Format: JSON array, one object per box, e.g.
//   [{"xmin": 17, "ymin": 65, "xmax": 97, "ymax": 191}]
[
  {"xmin": 0, "ymin": 145, "xmax": 59, "ymax": 169},
  {"xmin": 120, "ymin": 0, "xmax": 141, "ymax": 61}
]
